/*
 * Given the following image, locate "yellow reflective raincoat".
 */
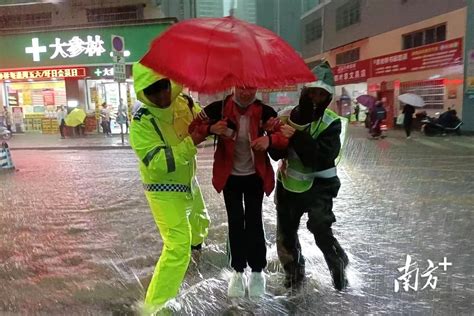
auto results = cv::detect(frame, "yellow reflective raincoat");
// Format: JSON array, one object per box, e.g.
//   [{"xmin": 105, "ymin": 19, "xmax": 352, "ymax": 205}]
[{"xmin": 129, "ymin": 62, "xmax": 210, "ymax": 311}]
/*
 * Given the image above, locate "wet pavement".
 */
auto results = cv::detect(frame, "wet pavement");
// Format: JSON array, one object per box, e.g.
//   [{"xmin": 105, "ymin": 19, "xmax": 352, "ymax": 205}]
[
  {"xmin": 1, "ymin": 127, "xmax": 473, "ymax": 315},
  {"xmin": 7, "ymin": 133, "xmax": 131, "ymax": 150}
]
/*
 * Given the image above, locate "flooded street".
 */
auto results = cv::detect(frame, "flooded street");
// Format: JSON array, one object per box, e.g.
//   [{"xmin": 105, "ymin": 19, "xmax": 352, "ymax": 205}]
[{"xmin": 1, "ymin": 130, "xmax": 473, "ymax": 315}]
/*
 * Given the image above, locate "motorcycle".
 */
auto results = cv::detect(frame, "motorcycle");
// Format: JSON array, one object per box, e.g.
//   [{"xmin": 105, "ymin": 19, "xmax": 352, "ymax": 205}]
[
  {"xmin": 0, "ymin": 126, "xmax": 12, "ymax": 140},
  {"xmin": 421, "ymin": 110, "xmax": 463, "ymax": 136}
]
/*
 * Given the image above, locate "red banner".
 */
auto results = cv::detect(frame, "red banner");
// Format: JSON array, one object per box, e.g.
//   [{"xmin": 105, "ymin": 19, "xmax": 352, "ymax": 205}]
[
  {"xmin": 371, "ymin": 51, "xmax": 409, "ymax": 77},
  {"xmin": 371, "ymin": 38, "xmax": 463, "ymax": 77},
  {"xmin": 333, "ymin": 60, "xmax": 371, "ymax": 85},
  {"xmin": 409, "ymin": 38, "xmax": 463, "ymax": 72}
]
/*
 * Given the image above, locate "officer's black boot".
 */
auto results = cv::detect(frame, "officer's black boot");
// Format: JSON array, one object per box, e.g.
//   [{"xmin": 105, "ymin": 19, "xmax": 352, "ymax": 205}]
[{"xmin": 322, "ymin": 240, "xmax": 349, "ymax": 291}]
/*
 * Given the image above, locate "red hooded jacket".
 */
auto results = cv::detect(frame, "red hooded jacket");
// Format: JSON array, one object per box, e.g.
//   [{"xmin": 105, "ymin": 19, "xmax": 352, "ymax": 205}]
[{"xmin": 189, "ymin": 96, "xmax": 288, "ymax": 195}]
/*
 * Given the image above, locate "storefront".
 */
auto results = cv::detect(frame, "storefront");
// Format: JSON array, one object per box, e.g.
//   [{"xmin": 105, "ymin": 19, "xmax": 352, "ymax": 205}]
[
  {"xmin": 333, "ymin": 60, "xmax": 370, "ymax": 120},
  {"xmin": 329, "ymin": 37, "xmax": 464, "ymax": 128},
  {"xmin": 367, "ymin": 37, "xmax": 464, "ymax": 127},
  {"xmin": 0, "ymin": 20, "xmax": 172, "ymax": 135},
  {"xmin": 259, "ymin": 85, "xmax": 301, "ymax": 112}
]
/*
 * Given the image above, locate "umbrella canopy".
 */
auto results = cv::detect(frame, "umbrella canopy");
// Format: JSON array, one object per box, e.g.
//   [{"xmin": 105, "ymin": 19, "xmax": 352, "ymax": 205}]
[
  {"xmin": 398, "ymin": 93, "xmax": 425, "ymax": 107},
  {"xmin": 140, "ymin": 16, "xmax": 315, "ymax": 93},
  {"xmin": 356, "ymin": 95, "xmax": 377, "ymax": 110},
  {"xmin": 65, "ymin": 108, "xmax": 86, "ymax": 127}
]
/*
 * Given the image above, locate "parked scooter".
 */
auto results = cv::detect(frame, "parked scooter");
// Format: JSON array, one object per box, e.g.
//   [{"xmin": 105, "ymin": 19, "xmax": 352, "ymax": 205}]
[
  {"xmin": 421, "ymin": 110, "xmax": 463, "ymax": 136},
  {"xmin": 0, "ymin": 126, "xmax": 12, "ymax": 140}
]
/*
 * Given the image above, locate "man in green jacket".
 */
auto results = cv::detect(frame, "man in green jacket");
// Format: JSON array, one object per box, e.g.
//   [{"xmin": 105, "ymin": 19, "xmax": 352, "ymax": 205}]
[
  {"xmin": 129, "ymin": 62, "xmax": 210, "ymax": 312},
  {"xmin": 270, "ymin": 61, "xmax": 349, "ymax": 291}
]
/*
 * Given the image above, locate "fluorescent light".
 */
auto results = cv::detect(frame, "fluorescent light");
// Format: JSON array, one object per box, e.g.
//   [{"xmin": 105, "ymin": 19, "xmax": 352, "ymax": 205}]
[
  {"xmin": 429, "ymin": 75, "xmax": 441, "ymax": 80},
  {"xmin": 124, "ymin": 50, "xmax": 131, "ymax": 57},
  {"xmin": 67, "ymin": 100, "xmax": 78, "ymax": 107}
]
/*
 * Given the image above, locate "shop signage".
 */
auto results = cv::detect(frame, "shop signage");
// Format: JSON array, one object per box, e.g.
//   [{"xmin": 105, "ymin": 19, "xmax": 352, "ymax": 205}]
[
  {"xmin": 25, "ymin": 35, "xmax": 106, "ymax": 62},
  {"xmin": 466, "ymin": 50, "xmax": 474, "ymax": 94},
  {"xmin": 333, "ymin": 59, "xmax": 370, "ymax": 85},
  {"xmin": 371, "ymin": 38, "xmax": 463, "ymax": 77},
  {"xmin": 331, "ymin": 38, "xmax": 463, "ymax": 86},
  {"xmin": 0, "ymin": 23, "xmax": 170, "ymax": 68},
  {"xmin": 0, "ymin": 66, "xmax": 87, "ymax": 80},
  {"xmin": 92, "ymin": 67, "xmax": 115, "ymax": 77}
]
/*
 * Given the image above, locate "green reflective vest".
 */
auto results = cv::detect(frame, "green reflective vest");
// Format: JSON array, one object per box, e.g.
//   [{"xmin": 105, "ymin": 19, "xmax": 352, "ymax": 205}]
[{"xmin": 278, "ymin": 107, "xmax": 347, "ymax": 193}]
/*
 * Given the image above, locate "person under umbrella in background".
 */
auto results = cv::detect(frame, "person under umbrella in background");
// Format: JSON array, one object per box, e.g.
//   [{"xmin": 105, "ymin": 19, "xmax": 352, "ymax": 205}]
[
  {"xmin": 402, "ymin": 103, "xmax": 415, "ymax": 139},
  {"xmin": 189, "ymin": 87, "xmax": 288, "ymax": 298},
  {"xmin": 129, "ymin": 62, "xmax": 210, "ymax": 313},
  {"xmin": 354, "ymin": 103, "xmax": 360, "ymax": 122},
  {"xmin": 269, "ymin": 61, "xmax": 350, "ymax": 291},
  {"xmin": 370, "ymin": 99, "xmax": 387, "ymax": 139}
]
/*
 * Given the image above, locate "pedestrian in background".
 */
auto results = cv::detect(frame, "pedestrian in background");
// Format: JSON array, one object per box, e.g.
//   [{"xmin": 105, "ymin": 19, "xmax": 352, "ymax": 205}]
[
  {"xmin": 371, "ymin": 100, "xmax": 386, "ymax": 139},
  {"xmin": 57, "ymin": 105, "xmax": 67, "ymax": 139},
  {"xmin": 354, "ymin": 103, "xmax": 360, "ymax": 122},
  {"xmin": 402, "ymin": 103, "xmax": 415, "ymax": 139},
  {"xmin": 100, "ymin": 103, "xmax": 111, "ymax": 137},
  {"xmin": 4, "ymin": 106, "xmax": 12, "ymax": 132}
]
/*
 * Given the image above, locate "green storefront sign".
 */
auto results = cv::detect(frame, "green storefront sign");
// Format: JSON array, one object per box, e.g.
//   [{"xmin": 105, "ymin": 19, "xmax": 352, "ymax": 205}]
[{"xmin": 0, "ymin": 22, "xmax": 170, "ymax": 69}]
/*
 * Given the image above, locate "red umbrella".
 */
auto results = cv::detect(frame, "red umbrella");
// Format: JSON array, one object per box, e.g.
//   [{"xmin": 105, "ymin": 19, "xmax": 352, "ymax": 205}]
[{"xmin": 140, "ymin": 16, "xmax": 315, "ymax": 93}]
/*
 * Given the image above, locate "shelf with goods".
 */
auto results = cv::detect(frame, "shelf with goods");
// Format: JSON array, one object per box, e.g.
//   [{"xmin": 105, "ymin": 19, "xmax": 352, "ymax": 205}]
[
  {"xmin": 41, "ymin": 118, "xmax": 59, "ymax": 135},
  {"xmin": 84, "ymin": 116, "xmax": 97, "ymax": 133}
]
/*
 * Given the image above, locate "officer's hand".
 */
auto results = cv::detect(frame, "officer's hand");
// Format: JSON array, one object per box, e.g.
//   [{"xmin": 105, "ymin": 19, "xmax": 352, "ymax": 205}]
[
  {"xmin": 210, "ymin": 120, "xmax": 228, "ymax": 135},
  {"xmin": 190, "ymin": 130, "xmax": 206, "ymax": 145},
  {"xmin": 251, "ymin": 136, "xmax": 270, "ymax": 151},
  {"xmin": 281, "ymin": 124, "xmax": 296, "ymax": 138},
  {"xmin": 263, "ymin": 117, "xmax": 280, "ymax": 132}
]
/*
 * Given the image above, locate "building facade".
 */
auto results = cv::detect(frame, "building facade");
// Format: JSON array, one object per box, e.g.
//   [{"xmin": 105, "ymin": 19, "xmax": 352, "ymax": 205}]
[
  {"xmin": 196, "ymin": 0, "xmax": 224, "ymax": 18},
  {"xmin": 301, "ymin": 0, "xmax": 468, "ymax": 128},
  {"xmin": 234, "ymin": 0, "xmax": 256, "ymax": 23}
]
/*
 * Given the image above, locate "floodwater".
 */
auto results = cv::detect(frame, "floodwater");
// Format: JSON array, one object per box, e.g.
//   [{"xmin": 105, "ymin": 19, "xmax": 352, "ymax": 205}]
[{"xmin": 1, "ymin": 131, "xmax": 473, "ymax": 315}]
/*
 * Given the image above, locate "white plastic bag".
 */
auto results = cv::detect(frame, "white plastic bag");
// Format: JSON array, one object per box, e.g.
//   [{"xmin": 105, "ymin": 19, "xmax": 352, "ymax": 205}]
[{"xmin": 396, "ymin": 113, "xmax": 405, "ymax": 125}]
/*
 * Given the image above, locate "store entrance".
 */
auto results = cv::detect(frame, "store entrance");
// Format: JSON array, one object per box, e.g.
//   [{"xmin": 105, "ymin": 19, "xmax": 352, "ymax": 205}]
[{"xmin": 86, "ymin": 79, "xmax": 135, "ymax": 134}]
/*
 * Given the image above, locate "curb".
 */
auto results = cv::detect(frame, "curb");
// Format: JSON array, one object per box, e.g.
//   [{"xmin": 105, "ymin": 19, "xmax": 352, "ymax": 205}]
[
  {"xmin": 9, "ymin": 141, "xmax": 215, "ymax": 151},
  {"xmin": 10, "ymin": 145, "xmax": 132, "ymax": 151}
]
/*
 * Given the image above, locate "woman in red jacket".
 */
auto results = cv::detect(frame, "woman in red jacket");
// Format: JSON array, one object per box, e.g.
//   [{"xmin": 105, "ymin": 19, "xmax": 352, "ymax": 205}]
[{"xmin": 189, "ymin": 87, "xmax": 288, "ymax": 298}]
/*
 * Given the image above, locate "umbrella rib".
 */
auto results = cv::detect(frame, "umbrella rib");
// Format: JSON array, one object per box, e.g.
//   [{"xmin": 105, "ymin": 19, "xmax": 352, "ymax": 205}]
[{"xmin": 200, "ymin": 18, "xmax": 231, "ymax": 90}]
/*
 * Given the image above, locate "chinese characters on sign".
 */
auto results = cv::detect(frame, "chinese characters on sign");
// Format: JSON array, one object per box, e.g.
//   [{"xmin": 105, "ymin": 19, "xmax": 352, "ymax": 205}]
[
  {"xmin": 0, "ymin": 67, "xmax": 87, "ymax": 80},
  {"xmin": 371, "ymin": 52, "xmax": 409, "ymax": 76},
  {"xmin": 25, "ymin": 36, "xmax": 106, "ymax": 62},
  {"xmin": 410, "ymin": 38, "xmax": 463, "ymax": 72},
  {"xmin": 333, "ymin": 60, "xmax": 370, "ymax": 85},
  {"xmin": 394, "ymin": 255, "xmax": 452, "ymax": 292},
  {"xmin": 372, "ymin": 38, "xmax": 463, "ymax": 77},
  {"xmin": 92, "ymin": 67, "xmax": 115, "ymax": 77}
]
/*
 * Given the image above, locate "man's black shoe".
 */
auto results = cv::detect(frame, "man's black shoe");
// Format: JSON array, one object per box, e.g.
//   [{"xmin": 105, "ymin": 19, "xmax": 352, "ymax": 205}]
[{"xmin": 329, "ymin": 256, "xmax": 349, "ymax": 291}]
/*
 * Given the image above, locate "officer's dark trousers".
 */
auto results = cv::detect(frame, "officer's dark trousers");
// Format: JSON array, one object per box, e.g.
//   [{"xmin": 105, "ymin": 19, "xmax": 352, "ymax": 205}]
[
  {"xmin": 223, "ymin": 174, "xmax": 267, "ymax": 273},
  {"xmin": 275, "ymin": 177, "xmax": 347, "ymax": 278}
]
